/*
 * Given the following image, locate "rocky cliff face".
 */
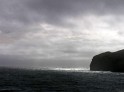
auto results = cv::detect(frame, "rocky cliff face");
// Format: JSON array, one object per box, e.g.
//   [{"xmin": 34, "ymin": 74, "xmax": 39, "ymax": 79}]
[{"xmin": 90, "ymin": 49, "xmax": 124, "ymax": 72}]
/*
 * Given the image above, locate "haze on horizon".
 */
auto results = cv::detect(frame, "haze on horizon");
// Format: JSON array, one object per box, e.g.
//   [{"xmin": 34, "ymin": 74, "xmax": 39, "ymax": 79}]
[{"xmin": 0, "ymin": 0, "xmax": 124, "ymax": 69}]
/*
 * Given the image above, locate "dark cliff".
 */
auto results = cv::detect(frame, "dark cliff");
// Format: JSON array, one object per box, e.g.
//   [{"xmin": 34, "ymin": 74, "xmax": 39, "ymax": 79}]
[{"xmin": 90, "ymin": 49, "xmax": 124, "ymax": 72}]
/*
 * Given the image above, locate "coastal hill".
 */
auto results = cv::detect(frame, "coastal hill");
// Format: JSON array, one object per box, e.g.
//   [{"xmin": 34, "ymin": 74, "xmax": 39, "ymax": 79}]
[{"xmin": 90, "ymin": 49, "xmax": 124, "ymax": 72}]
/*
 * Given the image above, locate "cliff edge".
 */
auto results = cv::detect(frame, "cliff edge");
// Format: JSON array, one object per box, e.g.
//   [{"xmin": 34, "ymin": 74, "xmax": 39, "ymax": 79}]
[{"xmin": 90, "ymin": 49, "xmax": 124, "ymax": 72}]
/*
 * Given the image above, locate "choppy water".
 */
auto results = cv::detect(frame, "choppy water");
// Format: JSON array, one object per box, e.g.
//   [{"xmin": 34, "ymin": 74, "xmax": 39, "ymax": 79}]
[{"xmin": 0, "ymin": 68, "xmax": 124, "ymax": 92}]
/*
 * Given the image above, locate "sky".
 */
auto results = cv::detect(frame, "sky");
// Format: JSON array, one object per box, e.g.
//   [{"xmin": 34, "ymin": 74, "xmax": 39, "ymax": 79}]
[{"xmin": 0, "ymin": 0, "xmax": 124, "ymax": 69}]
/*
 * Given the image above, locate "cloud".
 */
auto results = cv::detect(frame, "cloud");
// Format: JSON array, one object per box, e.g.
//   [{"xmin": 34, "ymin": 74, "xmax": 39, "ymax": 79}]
[
  {"xmin": 25, "ymin": 0, "xmax": 124, "ymax": 23},
  {"xmin": 0, "ymin": 0, "xmax": 124, "ymax": 68},
  {"xmin": 0, "ymin": 0, "xmax": 124, "ymax": 35}
]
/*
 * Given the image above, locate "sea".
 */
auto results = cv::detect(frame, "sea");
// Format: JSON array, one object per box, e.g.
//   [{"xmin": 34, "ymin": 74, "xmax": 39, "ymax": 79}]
[{"xmin": 0, "ymin": 67, "xmax": 124, "ymax": 92}]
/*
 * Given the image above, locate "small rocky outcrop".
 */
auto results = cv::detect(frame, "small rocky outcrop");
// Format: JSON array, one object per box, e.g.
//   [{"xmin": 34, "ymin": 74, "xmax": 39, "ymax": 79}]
[{"xmin": 90, "ymin": 49, "xmax": 124, "ymax": 72}]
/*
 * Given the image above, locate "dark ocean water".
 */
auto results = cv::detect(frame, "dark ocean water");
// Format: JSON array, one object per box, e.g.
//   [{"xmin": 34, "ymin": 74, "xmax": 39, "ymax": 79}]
[{"xmin": 0, "ymin": 68, "xmax": 124, "ymax": 92}]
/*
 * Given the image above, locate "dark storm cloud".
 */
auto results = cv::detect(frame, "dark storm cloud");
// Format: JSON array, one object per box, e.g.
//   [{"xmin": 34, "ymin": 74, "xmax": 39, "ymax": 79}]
[
  {"xmin": 26, "ymin": 0, "xmax": 124, "ymax": 15},
  {"xmin": 25, "ymin": 0, "xmax": 124, "ymax": 25},
  {"xmin": 0, "ymin": 0, "xmax": 124, "ymax": 34}
]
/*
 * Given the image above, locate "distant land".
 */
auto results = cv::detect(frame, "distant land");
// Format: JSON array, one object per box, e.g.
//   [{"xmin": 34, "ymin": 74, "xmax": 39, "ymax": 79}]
[{"xmin": 90, "ymin": 49, "xmax": 124, "ymax": 72}]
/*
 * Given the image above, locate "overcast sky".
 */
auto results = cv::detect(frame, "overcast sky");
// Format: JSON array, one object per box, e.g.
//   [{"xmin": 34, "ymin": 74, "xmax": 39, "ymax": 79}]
[{"xmin": 0, "ymin": 0, "xmax": 124, "ymax": 69}]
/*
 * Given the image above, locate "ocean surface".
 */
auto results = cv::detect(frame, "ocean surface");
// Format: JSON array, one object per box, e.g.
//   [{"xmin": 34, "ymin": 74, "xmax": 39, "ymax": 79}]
[{"xmin": 0, "ymin": 68, "xmax": 124, "ymax": 92}]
